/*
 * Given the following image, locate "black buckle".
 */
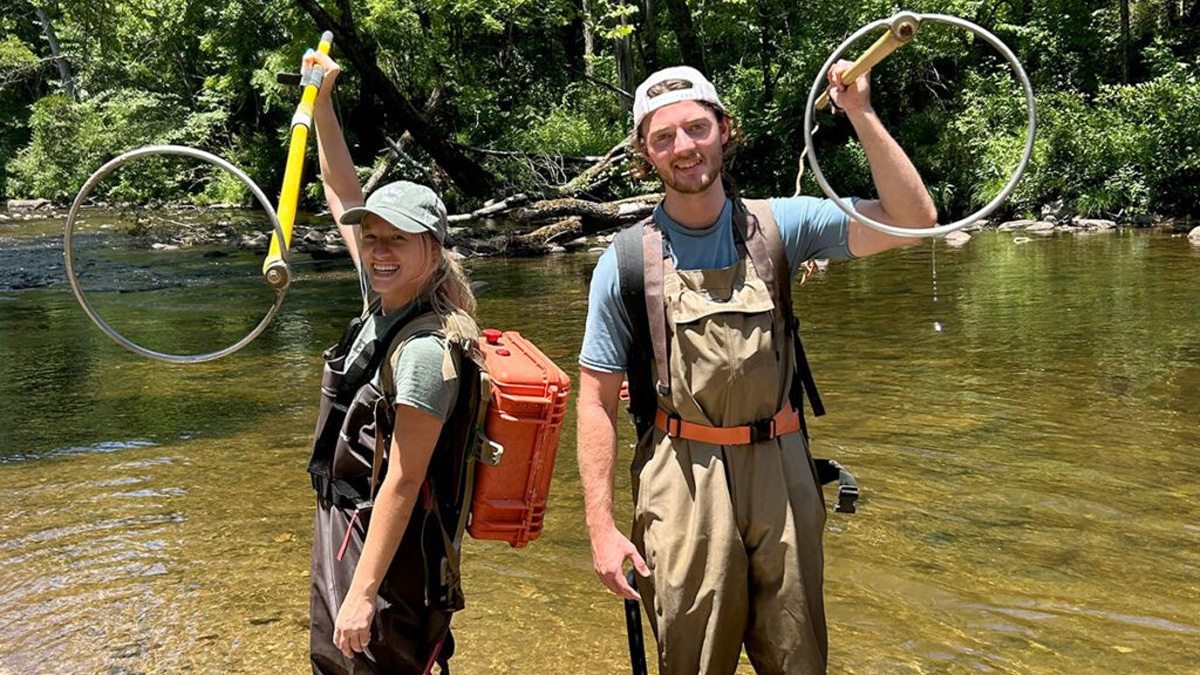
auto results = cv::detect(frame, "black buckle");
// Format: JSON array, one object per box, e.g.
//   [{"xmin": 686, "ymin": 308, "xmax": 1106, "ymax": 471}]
[
  {"xmin": 748, "ymin": 417, "xmax": 776, "ymax": 443},
  {"xmin": 836, "ymin": 483, "xmax": 859, "ymax": 514}
]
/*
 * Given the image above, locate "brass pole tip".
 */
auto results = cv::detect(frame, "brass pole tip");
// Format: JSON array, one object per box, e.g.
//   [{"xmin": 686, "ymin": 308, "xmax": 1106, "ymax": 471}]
[
  {"xmin": 264, "ymin": 262, "xmax": 291, "ymax": 291},
  {"xmin": 890, "ymin": 12, "xmax": 923, "ymax": 42}
]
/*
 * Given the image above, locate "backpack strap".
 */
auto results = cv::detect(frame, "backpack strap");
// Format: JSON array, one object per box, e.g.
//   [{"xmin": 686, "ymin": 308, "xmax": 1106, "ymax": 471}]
[
  {"xmin": 614, "ymin": 220, "xmax": 658, "ymax": 440},
  {"xmin": 377, "ymin": 307, "xmax": 488, "ymax": 612}
]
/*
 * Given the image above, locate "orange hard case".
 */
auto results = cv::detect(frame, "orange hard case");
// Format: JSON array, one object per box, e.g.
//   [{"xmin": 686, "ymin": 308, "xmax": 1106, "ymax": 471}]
[{"xmin": 470, "ymin": 329, "xmax": 570, "ymax": 547}]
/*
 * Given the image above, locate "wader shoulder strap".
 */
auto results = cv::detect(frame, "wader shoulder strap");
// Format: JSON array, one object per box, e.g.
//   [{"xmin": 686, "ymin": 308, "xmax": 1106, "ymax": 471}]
[
  {"xmin": 738, "ymin": 199, "xmax": 826, "ymax": 421},
  {"xmin": 614, "ymin": 220, "xmax": 659, "ymax": 439}
]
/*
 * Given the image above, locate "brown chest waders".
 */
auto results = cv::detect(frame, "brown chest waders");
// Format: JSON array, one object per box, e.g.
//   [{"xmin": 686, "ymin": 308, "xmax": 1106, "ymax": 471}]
[{"xmin": 308, "ymin": 303, "xmax": 486, "ymax": 675}]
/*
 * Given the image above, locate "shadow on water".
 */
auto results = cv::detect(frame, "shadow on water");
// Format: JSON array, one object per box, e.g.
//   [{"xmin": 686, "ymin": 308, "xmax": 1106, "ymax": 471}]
[{"xmin": 1, "ymin": 220, "xmax": 1198, "ymax": 673}]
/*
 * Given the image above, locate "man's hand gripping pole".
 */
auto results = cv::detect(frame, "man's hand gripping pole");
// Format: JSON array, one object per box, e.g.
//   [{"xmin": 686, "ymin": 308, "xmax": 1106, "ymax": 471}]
[{"xmin": 815, "ymin": 13, "xmax": 920, "ymax": 111}]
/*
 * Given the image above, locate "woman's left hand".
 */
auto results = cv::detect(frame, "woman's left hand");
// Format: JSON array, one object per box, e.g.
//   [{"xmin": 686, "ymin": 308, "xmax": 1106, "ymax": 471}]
[{"xmin": 333, "ymin": 592, "xmax": 376, "ymax": 659}]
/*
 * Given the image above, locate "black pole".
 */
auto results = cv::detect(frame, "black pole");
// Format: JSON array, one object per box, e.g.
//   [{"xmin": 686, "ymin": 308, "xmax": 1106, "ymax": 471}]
[{"xmin": 624, "ymin": 569, "xmax": 649, "ymax": 675}]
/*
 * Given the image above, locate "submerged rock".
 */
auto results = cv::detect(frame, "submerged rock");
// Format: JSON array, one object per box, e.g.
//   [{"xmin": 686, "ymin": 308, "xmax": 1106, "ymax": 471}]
[
  {"xmin": 944, "ymin": 230, "xmax": 971, "ymax": 247},
  {"xmin": 1073, "ymin": 218, "xmax": 1117, "ymax": 230},
  {"xmin": 7, "ymin": 198, "xmax": 51, "ymax": 211},
  {"xmin": 1188, "ymin": 226, "xmax": 1200, "ymax": 245},
  {"xmin": 998, "ymin": 219, "xmax": 1037, "ymax": 231}
]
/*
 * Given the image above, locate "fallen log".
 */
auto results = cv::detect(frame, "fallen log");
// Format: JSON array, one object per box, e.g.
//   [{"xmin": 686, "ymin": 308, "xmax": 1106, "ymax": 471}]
[
  {"xmin": 558, "ymin": 140, "xmax": 629, "ymax": 195},
  {"xmin": 448, "ymin": 191, "xmax": 659, "ymax": 228},
  {"xmin": 505, "ymin": 216, "xmax": 585, "ymax": 255},
  {"xmin": 447, "ymin": 193, "xmax": 534, "ymax": 224}
]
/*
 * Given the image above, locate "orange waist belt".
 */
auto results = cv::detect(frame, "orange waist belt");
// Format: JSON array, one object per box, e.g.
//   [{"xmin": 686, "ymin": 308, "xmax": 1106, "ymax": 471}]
[{"xmin": 654, "ymin": 407, "xmax": 802, "ymax": 446}]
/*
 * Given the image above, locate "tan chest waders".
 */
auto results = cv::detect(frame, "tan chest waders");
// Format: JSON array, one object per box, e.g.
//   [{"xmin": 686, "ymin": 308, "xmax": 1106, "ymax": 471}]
[{"xmin": 613, "ymin": 199, "xmax": 857, "ymax": 675}]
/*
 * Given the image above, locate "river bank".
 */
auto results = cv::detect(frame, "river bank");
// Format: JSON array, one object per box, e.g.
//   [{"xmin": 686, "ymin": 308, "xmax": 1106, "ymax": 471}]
[{"xmin": 5, "ymin": 201, "xmax": 1199, "ymax": 266}]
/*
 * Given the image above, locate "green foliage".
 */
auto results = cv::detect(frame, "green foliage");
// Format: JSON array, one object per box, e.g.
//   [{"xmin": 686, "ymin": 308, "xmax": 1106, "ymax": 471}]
[
  {"xmin": 950, "ymin": 55, "xmax": 1200, "ymax": 218},
  {"xmin": 509, "ymin": 80, "xmax": 625, "ymax": 157},
  {"xmin": 0, "ymin": 36, "xmax": 38, "ymax": 70},
  {"xmin": 1, "ymin": 0, "xmax": 1198, "ymax": 221},
  {"xmin": 0, "ymin": 35, "xmax": 41, "ymax": 196},
  {"xmin": 7, "ymin": 90, "xmax": 228, "ymax": 202}
]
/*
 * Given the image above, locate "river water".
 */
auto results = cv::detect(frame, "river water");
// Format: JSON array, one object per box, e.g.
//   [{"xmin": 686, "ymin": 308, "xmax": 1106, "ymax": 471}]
[{"xmin": 1, "ymin": 212, "xmax": 1197, "ymax": 674}]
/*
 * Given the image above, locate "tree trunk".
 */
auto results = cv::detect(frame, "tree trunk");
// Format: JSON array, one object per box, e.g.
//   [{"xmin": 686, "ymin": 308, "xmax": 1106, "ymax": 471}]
[
  {"xmin": 33, "ymin": 5, "xmax": 75, "ymax": 99},
  {"xmin": 509, "ymin": 195, "xmax": 656, "ymax": 228},
  {"xmin": 1119, "ymin": 0, "xmax": 1130, "ymax": 83},
  {"xmin": 294, "ymin": 0, "xmax": 497, "ymax": 198},
  {"xmin": 662, "ymin": 0, "xmax": 708, "ymax": 75},
  {"xmin": 582, "ymin": 0, "xmax": 596, "ymax": 77},
  {"xmin": 639, "ymin": 0, "xmax": 659, "ymax": 74},
  {"xmin": 757, "ymin": 1, "xmax": 774, "ymax": 100},
  {"xmin": 615, "ymin": 31, "xmax": 637, "ymax": 112}
]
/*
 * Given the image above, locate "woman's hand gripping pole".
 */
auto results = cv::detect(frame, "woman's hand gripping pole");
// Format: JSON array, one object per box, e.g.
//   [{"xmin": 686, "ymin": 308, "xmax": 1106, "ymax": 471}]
[{"xmin": 262, "ymin": 31, "xmax": 335, "ymax": 290}]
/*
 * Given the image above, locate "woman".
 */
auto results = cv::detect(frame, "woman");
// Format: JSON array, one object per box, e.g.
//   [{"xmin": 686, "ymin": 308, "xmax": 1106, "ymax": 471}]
[{"xmin": 303, "ymin": 50, "xmax": 485, "ymax": 675}]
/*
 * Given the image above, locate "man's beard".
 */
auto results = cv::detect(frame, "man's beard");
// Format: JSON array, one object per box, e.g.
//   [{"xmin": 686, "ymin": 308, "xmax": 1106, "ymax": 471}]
[{"xmin": 658, "ymin": 152, "xmax": 722, "ymax": 195}]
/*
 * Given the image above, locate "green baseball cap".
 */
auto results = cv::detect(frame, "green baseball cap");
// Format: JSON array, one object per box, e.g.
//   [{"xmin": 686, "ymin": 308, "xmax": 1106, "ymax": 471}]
[{"xmin": 340, "ymin": 181, "xmax": 448, "ymax": 243}]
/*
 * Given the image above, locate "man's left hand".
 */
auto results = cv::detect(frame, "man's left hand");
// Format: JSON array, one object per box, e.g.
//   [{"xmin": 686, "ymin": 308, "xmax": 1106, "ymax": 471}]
[{"xmin": 827, "ymin": 59, "xmax": 874, "ymax": 116}]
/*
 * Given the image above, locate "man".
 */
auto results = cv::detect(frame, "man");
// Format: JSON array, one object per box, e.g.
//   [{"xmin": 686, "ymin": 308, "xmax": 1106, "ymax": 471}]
[{"xmin": 576, "ymin": 63, "xmax": 936, "ymax": 674}]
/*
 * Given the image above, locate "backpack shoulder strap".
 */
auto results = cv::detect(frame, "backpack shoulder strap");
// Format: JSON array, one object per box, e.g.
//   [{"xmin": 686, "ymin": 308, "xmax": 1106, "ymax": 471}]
[
  {"xmin": 613, "ymin": 219, "xmax": 659, "ymax": 439},
  {"xmin": 378, "ymin": 309, "xmax": 447, "ymax": 397}
]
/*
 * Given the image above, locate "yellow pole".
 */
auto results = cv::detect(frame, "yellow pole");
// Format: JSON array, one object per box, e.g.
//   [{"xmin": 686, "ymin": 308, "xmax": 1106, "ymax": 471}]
[
  {"xmin": 815, "ymin": 13, "xmax": 921, "ymax": 111},
  {"xmin": 263, "ymin": 31, "xmax": 334, "ymax": 290}
]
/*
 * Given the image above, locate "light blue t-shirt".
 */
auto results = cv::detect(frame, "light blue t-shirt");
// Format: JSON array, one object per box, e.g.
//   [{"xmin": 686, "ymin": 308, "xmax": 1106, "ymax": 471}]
[{"xmin": 578, "ymin": 196, "xmax": 856, "ymax": 374}]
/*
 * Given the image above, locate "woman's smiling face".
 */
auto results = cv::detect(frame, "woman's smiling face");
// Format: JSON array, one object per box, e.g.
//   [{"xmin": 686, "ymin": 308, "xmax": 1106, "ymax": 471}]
[{"xmin": 359, "ymin": 214, "xmax": 434, "ymax": 311}]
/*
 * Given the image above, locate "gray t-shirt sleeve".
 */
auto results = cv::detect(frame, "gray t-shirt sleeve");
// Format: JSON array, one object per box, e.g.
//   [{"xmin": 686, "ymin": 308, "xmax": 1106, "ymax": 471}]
[
  {"xmin": 769, "ymin": 196, "xmax": 857, "ymax": 277},
  {"xmin": 578, "ymin": 246, "xmax": 634, "ymax": 373},
  {"xmin": 388, "ymin": 334, "xmax": 460, "ymax": 421}
]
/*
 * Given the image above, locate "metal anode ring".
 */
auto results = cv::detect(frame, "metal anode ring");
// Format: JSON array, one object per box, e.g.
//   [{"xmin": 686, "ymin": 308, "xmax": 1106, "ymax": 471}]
[
  {"xmin": 63, "ymin": 144, "xmax": 287, "ymax": 364},
  {"xmin": 803, "ymin": 13, "xmax": 1037, "ymax": 237}
]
